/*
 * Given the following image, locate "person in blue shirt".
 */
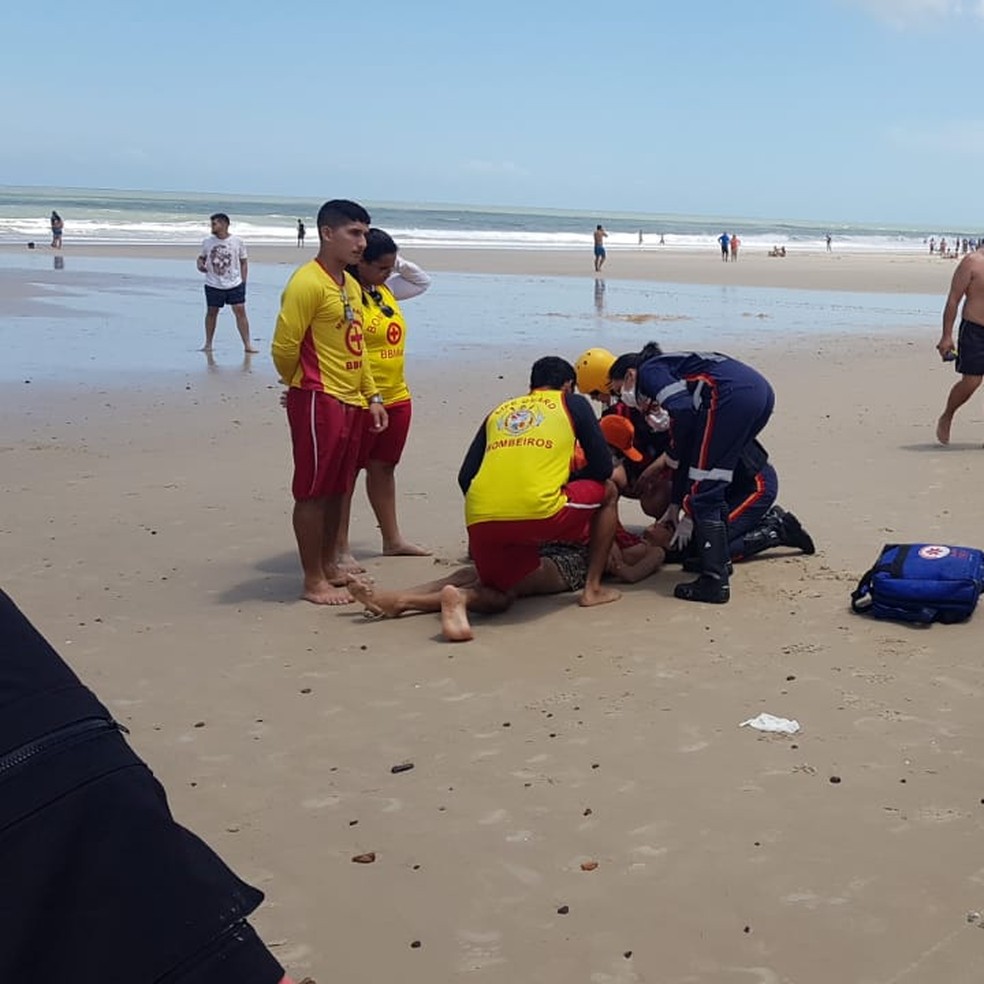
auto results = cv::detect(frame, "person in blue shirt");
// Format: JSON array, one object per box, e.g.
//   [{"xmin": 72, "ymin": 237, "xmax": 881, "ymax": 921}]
[
  {"xmin": 717, "ymin": 231, "xmax": 730, "ymax": 262},
  {"xmin": 608, "ymin": 345, "xmax": 775, "ymax": 604}
]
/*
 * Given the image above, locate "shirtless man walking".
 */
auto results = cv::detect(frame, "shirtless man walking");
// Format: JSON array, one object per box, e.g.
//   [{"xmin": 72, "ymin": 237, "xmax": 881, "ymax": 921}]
[
  {"xmin": 936, "ymin": 242, "xmax": 984, "ymax": 444},
  {"xmin": 593, "ymin": 225, "xmax": 608, "ymax": 271}
]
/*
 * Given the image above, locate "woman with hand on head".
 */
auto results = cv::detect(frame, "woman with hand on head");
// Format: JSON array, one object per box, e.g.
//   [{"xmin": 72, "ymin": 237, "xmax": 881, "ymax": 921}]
[{"xmin": 336, "ymin": 228, "xmax": 432, "ymax": 568}]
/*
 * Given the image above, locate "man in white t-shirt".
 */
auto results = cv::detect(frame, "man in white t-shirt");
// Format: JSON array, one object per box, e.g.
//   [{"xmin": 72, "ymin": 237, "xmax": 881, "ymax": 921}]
[{"xmin": 196, "ymin": 212, "xmax": 257, "ymax": 353}]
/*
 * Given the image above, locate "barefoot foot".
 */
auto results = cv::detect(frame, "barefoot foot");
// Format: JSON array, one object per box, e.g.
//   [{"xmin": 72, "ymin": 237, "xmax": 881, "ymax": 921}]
[
  {"xmin": 383, "ymin": 540, "xmax": 433, "ymax": 557},
  {"xmin": 302, "ymin": 579, "xmax": 353, "ymax": 605},
  {"xmin": 244, "ymin": 346, "xmax": 259, "ymax": 354},
  {"xmin": 334, "ymin": 554, "xmax": 366, "ymax": 577},
  {"xmin": 937, "ymin": 414, "xmax": 952, "ymax": 445},
  {"xmin": 578, "ymin": 584, "xmax": 622, "ymax": 608},
  {"xmin": 440, "ymin": 585, "xmax": 474, "ymax": 642},
  {"xmin": 347, "ymin": 578, "xmax": 404, "ymax": 618}
]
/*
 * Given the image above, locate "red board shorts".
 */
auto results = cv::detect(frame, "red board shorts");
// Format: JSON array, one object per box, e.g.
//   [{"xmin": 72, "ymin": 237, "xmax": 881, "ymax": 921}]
[
  {"xmin": 286, "ymin": 388, "xmax": 367, "ymax": 500},
  {"xmin": 467, "ymin": 479, "xmax": 607, "ymax": 592},
  {"xmin": 359, "ymin": 399, "xmax": 412, "ymax": 468}
]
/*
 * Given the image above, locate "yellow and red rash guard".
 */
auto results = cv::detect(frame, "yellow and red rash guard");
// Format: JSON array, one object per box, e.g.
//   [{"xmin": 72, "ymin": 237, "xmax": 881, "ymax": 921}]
[
  {"xmin": 362, "ymin": 282, "xmax": 410, "ymax": 405},
  {"xmin": 271, "ymin": 261, "xmax": 377, "ymax": 406},
  {"xmin": 463, "ymin": 390, "xmax": 579, "ymax": 524}
]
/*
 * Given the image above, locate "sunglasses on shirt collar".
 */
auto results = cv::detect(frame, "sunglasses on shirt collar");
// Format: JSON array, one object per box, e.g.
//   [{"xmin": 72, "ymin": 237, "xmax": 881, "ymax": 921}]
[{"xmin": 363, "ymin": 285, "xmax": 395, "ymax": 318}]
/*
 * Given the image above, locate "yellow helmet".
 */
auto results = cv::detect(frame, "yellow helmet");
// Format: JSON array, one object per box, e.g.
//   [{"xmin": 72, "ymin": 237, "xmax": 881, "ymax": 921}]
[{"xmin": 575, "ymin": 348, "xmax": 616, "ymax": 395}]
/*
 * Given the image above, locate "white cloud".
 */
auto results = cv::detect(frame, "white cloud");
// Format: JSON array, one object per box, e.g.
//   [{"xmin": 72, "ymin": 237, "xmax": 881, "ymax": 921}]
[{"xmin": 847, "ymin": 0, "xmax": 984, "ymax": 27}]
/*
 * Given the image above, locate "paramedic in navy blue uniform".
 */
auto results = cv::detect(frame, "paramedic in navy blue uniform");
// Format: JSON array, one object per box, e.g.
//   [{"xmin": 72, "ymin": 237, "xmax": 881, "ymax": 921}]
[{"xmin": 611, "ymin": 350, "xmax": 775, "ymax": 603}]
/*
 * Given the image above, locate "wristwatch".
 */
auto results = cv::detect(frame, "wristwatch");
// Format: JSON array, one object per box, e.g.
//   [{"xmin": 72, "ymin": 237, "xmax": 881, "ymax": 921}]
[{"xmin": 369, "ymin": 395, "xmax": 384, "ymax": 405}]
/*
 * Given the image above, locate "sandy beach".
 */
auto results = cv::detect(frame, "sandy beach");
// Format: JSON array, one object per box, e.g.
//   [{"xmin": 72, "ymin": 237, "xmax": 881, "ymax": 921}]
[{"xmin": 4, "ymin": 245, "xmax": 984, "ymax": 983}]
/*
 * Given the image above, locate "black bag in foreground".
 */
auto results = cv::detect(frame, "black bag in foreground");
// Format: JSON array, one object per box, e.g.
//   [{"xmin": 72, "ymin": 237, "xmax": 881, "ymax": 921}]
[{"xmin": 0, "ymin": 589, "xmax": 284, "ymax": 984}]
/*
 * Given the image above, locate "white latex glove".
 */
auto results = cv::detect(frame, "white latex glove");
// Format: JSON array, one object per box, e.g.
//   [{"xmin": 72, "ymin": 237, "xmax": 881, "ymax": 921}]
[
  {"xmin": 658, "ymin": 503, "xmax": 681, "ymax": 531},
  {"xmin": 669, "ymin": 514, "xmax": 694, "ymax": 551}
]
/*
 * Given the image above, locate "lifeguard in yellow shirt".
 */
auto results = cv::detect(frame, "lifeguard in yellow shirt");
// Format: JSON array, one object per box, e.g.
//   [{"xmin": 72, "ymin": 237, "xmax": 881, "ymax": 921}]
[
  {"xmin": 448, "ymin": 356, "xmax": 622, "ymax": 637},
  {"xmin": 334, "ymin": 228, "xmax": 432, "ymax": 565},
  {"xmin": 271, "ymin": 200, "xmax": 388, "ymax": 606}
]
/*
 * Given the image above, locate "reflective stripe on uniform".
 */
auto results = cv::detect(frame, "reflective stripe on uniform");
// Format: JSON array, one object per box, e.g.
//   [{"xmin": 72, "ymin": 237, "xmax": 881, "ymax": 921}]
[
  {"xmin": 655, "ymin": 380, "xmax": 687, "ymax": 404},
  {"xmin": 688, "ymin": 466, "xmax": 734, "ymax": 482}
]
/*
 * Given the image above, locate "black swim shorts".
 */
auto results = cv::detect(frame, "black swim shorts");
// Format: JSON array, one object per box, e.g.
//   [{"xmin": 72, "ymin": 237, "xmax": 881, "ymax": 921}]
[
  {"xmin": 956, "ymin": 319, "xmax": 984, "ymax": 376},
  {"xmin": 204, "ymin": 283, "xmax": 246, "ymax": 308},
  {"xmin": 540, "ymin": 543, "xmax": 588, "ymax": 591}
]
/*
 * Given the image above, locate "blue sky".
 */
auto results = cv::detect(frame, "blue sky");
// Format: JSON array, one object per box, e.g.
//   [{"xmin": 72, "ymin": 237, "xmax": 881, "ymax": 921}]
[{"xmin": 3, "ymin": 0, "xmax": 984, "ymax": 224}]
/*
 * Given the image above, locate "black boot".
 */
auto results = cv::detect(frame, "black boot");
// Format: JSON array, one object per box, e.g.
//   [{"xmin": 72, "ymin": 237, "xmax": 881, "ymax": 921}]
[
  {"xmin": 674, "ymin": 520, "xmax": 731, "ymax": 604},
  {"xmin": 778, "ymin": 508, "xmax": 816, "ymax": 555},
  {"xmin": 737, "ymin": 508, "xmax": 785, "ymax": 558}
]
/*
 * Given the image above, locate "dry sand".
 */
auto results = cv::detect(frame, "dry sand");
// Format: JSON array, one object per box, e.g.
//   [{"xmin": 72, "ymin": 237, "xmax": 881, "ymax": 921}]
[{"xmin": 3, "ymin": 250, "xmax": 984, "ymax": 983}]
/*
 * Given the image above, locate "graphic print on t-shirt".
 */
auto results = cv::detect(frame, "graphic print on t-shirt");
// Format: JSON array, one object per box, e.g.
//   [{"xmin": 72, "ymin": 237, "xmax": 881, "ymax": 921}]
[{"xmin": 209, "ymin": 243, "xmax": 234, "ymax": 278}]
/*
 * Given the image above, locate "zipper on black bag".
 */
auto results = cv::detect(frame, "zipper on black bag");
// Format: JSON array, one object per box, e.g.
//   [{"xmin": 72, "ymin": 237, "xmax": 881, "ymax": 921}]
[{"xmin": 0, "ymin": 716, "xmax": 128, "ymax": 781}]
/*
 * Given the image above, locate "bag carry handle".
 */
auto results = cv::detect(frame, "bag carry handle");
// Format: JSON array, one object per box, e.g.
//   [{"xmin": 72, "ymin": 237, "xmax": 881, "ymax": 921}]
[
  {"xmin": 851, "ymin": 544, "xmax": 900, "ymax": 614},
  {"xmin": 851, "ymin": 567, "xmax": 874, "ymax": 613}
]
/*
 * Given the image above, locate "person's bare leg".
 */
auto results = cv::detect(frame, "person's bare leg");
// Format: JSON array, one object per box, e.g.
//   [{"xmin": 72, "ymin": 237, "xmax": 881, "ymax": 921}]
[
  {"xmin": 333, "ymin": 490, "xmax": 366, "ymax": 576},
  {"xmin": 232, "ymin": 303, "xmax": 258, "ymax": 353},
  {"xmin": 201, "ymin": 308, "xmax": 219, "ymax": 352},
  {"xmin": 349, "ymin": 567, "xmax": 478, "ymax": 618},
  {"xmin": 580, "ymin": 482, "xmax": 622, "ymax": 607},
  {"xmin": 365, "ymin": 459, "xmax": 430, "ymax": 556},
  {"xmin": 440, "ymin": 582, "xmax": 511, "ymax": 642},
  {"xmin": 293, "ymin": 498, "xmax": 351, "ymax": 604},
  {"xmin": 320, "ymin": 496, "xmax": 354, "ymax": 601},
  {"xmin": 937, "ymin": 374, "xmax": 982, "ymax": 444}
]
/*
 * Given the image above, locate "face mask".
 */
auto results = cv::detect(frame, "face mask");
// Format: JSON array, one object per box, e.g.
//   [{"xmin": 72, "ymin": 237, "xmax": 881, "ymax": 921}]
[
  {"xmin": 620, "ymin": 386, "xmax": 639, "ymax": 409},
  {"xmin": 646, "ymin": 408, "xmax": 671, "ymax": 432}
]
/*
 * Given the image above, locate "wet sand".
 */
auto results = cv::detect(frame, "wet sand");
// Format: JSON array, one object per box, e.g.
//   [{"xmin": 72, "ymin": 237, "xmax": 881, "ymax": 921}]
[
  {"xmin": 3, "ymin": 254, "xmax": 984, "ymax": 982},
  {"xmin": 0, "ymin": 241, "xmax": 958, "ymax": 295}
]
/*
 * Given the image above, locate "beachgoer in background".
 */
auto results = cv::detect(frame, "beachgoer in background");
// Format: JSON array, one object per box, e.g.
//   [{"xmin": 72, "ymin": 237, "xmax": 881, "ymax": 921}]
[
  {"xmin": 659, "ymin": 233, "xmax": 666, "ymax": 245},
  {"xmin": 826, "ymin": 233, "xmax": 832, "ymax": 252},
  {"xmin": 940, "ymin": 237, "xmax": 948, "ymax": 257},
  {"xmin": 0, "ymin": 588, "xmax": 303, "ymax": 984},
  {"xmin": 50, "ymin": 211, "xmax": 63, "ymax": 249},
  {"xmin": 335, "ymin": 228, "xmax": 432, "ymax": 565},
  {"xmin": 271, "ymin": 199, "xmax": 387, "ymax": 605},
  {"xmin": 638, "ymin": 229, "xmax": 644, "ymax": 245},
  {"xmin": 296, "ymin": 219, "xmax": 306, "ymax": 247},
  {"xmin": 594, "ymin": 225, "xmax": 608, "ymax": 271},
  {"xmin": 730, "ymin": 233, "xmax": 741, "ymax": 261},
  {"xmin": 936, "ymin": 242, "xmax": 984, "ymax": 444},
  {"xmin": 608, "ymin": 348, "xmax": 774, "ymax": 604},
  {"xmin": 929, "ymin": 237, "xmax": 936, "ymax": 254},
  {"xmin": 718, "ymin": 231, "xmax": 730, "ymax": 261},
  {"xmin": 196, "ymin": 213, "xmax": 257, "ymax": 353},
  {"xmin": 452, "ymin": 356, "xmax": 621, "ymax": 638}
]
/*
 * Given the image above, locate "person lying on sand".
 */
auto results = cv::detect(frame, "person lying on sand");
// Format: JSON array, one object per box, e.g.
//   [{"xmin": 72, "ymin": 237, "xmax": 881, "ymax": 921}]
[{"xmin": 349, "ymin": 533, "xmax": 667, "ymax": 642}]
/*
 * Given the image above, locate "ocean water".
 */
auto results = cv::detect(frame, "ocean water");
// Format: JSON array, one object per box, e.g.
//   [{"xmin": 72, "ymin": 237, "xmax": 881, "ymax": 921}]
[
  {"xmin": 0, "ymin": 252, "xmax": 939, "ymax": 385},
  {"xmin": 0, "ymin": 185, "xmax": 970, "ymax": 254}
]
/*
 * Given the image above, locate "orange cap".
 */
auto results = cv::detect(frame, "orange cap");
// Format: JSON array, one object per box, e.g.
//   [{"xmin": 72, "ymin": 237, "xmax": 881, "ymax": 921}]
[{"xmin": 599, "ymin": 415, "xmax": 644, "ymax": 461}]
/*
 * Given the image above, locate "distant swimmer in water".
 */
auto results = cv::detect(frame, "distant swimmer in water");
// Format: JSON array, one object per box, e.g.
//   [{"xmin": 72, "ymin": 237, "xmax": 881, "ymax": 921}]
[
  {"xmin": 936, "ymin": 242, "xmax": 984, "ymax": 444},
  {"xmin": 594, "ymin": 224, "xmax": 608, "ymax": 271}
]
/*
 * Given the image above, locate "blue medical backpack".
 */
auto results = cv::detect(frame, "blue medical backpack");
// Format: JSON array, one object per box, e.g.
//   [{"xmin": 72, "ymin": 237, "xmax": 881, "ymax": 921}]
[{"xmin": 851, "ymin": 543, "xmax": 984, "ymax": 624}]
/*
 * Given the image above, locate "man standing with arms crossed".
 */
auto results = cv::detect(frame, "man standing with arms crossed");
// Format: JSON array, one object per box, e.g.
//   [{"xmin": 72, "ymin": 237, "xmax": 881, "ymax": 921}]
[
  {"xmin": 272, "ymin": 200, "xmax": 388, "ymax": 605},
  {"xmin": 197, "ymin": 212, "xmax": 257, "ymax": 353},
  {"xmin": 936, "ymin": 242, "xmax": 984, "ymax": 444}
]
